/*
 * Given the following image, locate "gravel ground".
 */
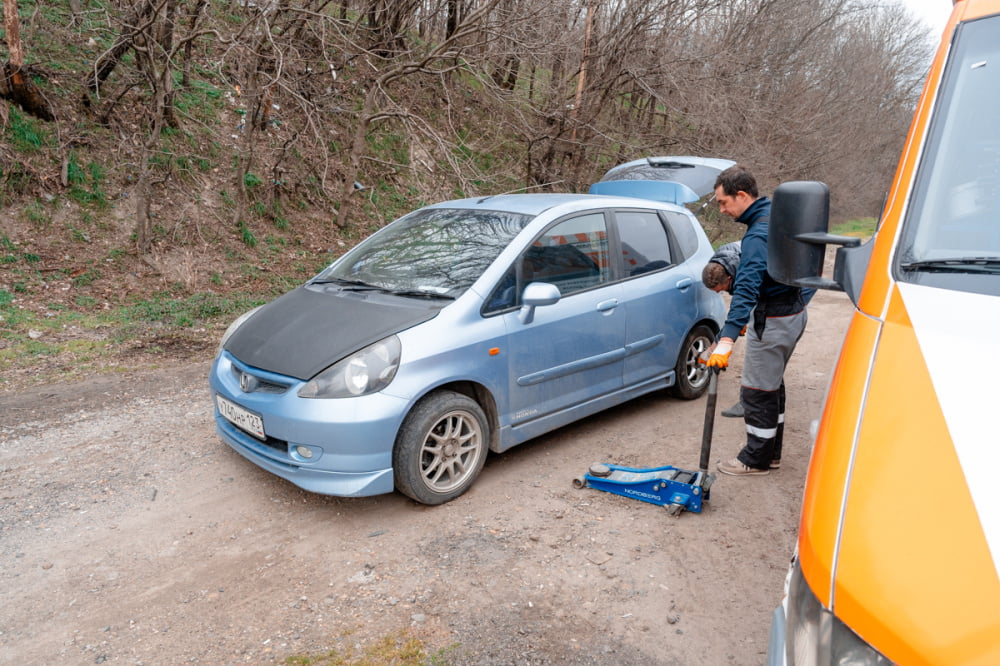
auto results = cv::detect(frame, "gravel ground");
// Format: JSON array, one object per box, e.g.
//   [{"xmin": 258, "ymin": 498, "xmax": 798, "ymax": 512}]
[{"xmin": 0, "ymin": 289, "xmax": 853, "ymax": 665}]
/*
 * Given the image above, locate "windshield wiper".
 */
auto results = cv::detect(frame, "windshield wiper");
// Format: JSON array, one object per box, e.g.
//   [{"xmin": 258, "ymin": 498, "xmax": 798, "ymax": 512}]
[
  {"xmin": 310, "ymin": 277, "xmax": 381, "ymax": 289},
  {"xmin": 311, "ymin": 278, "xmax": 454, "ymax": 299},
  {"xmin": 387, "ymin": 288, "xmax": 455, "ymax": 300},
  {"xmin": 901, "ymin": 257, "xmax": 1000, "ymax": 274}
]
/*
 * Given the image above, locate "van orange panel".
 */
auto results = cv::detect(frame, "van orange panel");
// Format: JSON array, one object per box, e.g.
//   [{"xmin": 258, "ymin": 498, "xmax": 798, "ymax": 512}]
[
  {"xmin": 797, "ymin": 309, "xmax": 880, "ymax": 607},
  {"xmin": 833, "ymin": 287, "xmax": 1000, "ymax": 664}
]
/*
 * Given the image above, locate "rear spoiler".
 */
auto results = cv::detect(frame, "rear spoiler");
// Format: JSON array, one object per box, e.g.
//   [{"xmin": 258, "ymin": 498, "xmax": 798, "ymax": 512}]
[{"xmin": 587, "ymin": 180, "xmax": 701, "ymax": 205}]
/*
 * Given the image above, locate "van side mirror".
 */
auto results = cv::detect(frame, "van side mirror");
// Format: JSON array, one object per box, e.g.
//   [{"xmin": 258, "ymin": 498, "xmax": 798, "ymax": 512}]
[{"xmin": 769, "ymin": 181, "xmax": 870, "ymax": 304}]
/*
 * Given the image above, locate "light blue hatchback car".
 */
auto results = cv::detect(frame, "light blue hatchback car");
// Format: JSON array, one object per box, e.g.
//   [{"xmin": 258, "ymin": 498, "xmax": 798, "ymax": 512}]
[{"xmin": 209, "ymin": 157, "xmax": 729, "ymax": 504}]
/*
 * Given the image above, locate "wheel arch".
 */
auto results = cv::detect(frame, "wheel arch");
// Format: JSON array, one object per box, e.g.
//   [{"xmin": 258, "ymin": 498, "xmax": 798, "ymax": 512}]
[
  {"xmin": 696, "ymin": 316, "xmax": 721, "ymax": 338},
  {"xmin": 408, "ymin": 380, "xmax": 501, "ymax": 453}
]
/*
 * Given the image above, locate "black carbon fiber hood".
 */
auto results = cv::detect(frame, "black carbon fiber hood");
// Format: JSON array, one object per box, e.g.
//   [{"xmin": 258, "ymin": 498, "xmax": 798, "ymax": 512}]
[{"xmin": 224, "ymin": 285, "xmax": 441, "ymax": 380}]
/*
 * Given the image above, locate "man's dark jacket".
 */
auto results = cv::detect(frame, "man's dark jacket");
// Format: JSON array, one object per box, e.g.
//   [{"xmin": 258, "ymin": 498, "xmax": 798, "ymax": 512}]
[{"xmin": 719, "ymin": 197, "xmax": 804, "ymax": 341}]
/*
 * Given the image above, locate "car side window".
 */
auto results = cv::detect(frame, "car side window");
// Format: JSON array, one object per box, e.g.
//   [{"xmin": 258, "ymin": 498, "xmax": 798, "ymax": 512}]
[
  {"xmin": 524, "ymin": 213, "xmax": 609, "ymax": 297},
  {"xmin": 616, "ymin": 210, "xmax": 672, "ymax": 276},
  {"xmin": 482, "ymin": 213, "xmax": 610, "ymax": 316},
  {"xmin": 484, "ymin": 265, "xmax": 518, "ymax": 314},
  {"xmin": 661, "ymin": 210, "xmax": 698, "ymax": 262}
]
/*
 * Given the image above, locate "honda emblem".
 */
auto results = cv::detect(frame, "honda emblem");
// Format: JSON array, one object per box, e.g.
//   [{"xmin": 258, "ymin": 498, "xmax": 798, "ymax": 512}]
[{"xmin": 239, "ymin": 372, "xmax": 258, "ymax": 393}]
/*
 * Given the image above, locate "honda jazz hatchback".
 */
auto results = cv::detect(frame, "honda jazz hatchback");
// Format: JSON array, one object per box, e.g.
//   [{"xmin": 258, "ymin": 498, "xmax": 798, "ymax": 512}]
[{"xmin": 210, "ymin": 161, "xmax": 728, "ymax": 504}]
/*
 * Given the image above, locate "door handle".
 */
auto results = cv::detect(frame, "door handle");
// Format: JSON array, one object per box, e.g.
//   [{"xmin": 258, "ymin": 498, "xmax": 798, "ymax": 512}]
[
  {"xmin": 596, "ymin": 298, "xmax": 620, "ymax": 312},
  {"xmin": 675, "ymin": 277, "xmax": 693, "ymax": 290}
]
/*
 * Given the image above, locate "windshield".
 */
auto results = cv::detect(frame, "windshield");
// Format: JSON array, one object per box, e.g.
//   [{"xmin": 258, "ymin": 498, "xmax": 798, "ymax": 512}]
[
  {"xmin": 897, "ymin": 14, "xmax": 1000, "ymax": 294},
  {"xmin": 315, "ymin": 207, "xmax": 532, "ymax": 297}
]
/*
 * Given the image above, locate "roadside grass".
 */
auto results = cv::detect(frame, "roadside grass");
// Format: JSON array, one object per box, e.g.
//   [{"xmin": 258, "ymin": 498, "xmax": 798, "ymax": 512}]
[
  {"xmin": 282, "ymin": 630, "xmax": 457, "ymax": 665},
  {"xmin": 831, "ymin": 217, "xmax": 877, "ymax": 237},
  {"xmin": 0, "ymin": 290, "xmax": 268, "ymax": 388}
]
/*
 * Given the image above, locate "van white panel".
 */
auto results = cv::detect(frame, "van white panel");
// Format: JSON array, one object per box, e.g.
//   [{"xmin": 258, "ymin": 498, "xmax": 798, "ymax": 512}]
[{"xmin": 898, "ymin": 282, "xmax": 1000, "ymax": 577}]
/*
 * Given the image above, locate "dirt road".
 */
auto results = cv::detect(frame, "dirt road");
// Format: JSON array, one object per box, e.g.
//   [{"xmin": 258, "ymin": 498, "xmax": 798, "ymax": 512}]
[{"xmin": 0, "ymin": 289, "xmax": 853, "ymax": 665}]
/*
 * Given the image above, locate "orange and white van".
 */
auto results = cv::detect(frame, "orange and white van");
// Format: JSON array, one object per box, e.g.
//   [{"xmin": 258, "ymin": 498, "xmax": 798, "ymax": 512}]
[{"xmin": 765, "ymin": 1, "xmax": 1000, "ymax": 664}]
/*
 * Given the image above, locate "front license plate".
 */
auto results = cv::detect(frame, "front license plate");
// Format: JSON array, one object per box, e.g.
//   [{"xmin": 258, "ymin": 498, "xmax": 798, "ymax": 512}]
[{"xmin": 216, "ymin": 394, "xmax": 266, "ymax": 440}]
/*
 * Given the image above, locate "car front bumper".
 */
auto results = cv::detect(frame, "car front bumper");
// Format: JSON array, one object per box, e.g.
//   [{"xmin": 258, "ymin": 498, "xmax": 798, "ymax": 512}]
[
  {"xmin": 767, "ymin": 602, "xmax": 786, "ymax": 666},
  {"xmin": 209, "ymin": 352, "xmax": 406, "ymax": 497}
]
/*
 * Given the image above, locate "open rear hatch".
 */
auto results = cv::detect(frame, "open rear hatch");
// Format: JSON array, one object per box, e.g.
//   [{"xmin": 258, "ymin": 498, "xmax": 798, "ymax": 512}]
[{"xmin": 589, "ymin": 156, "xmax": 735, "ymax": 204}]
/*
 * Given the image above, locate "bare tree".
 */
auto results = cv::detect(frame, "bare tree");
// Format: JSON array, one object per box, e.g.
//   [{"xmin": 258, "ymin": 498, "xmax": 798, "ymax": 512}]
[
  {"xmin": 82, "ymin": 0, "xmax": 157, "ymax": 110},
  {"xmin": 336, "ymin": 0, "xmax": 514, "ymax": 227},
  {"xmin": 12, "ymin": 0, "xmax": 931, "ymax": 259},
  {"xmin": 86, "ymin": 0, "xmax": 230, "ymax": 252}
]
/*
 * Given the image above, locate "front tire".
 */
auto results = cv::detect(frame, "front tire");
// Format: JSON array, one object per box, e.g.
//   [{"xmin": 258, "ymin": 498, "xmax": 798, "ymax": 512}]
[
  {"xmin": 393, "ymin": 391, "xmax": 490, "ymax": 505},
  {"xmin": 669, "ymin": 324, "xmax": 714, "ymax": 400}
]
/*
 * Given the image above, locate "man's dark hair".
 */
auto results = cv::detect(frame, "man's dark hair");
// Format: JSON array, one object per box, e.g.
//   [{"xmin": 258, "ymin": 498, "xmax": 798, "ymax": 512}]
[
  {"xmin": 714, "ymin": 164, "xmax": 759, "ymax": 198},
  {"xmin": 702, "ymin": 261, "xmax": 730, "ymax": 290}
]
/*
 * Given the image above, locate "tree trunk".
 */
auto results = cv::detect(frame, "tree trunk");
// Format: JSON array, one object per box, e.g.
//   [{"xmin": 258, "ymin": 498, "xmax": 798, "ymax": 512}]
[
  {"xmin": 446, "ymin": 0, "xmax": 459, "ymax": 39},
  {"xmin": 569, "ymin": 0, "xmax": 595, "ymax": 146},
  {"xmin": 337, "ymin": 85, "xmax": 378, "ymax": 229},
  {"xmin": 134, "ymin": 83, "xmax": 168, "ymax": 254},
  {"xmin": 1, "ymin": 0, "xmax": 55, "ymax": 120},
  {"xmin": 157, "ymin": 0, "xmax": 179, "ymax": 128},
  {"xmin": 181, "ymin": 0, "xmax": 208, "ymax": 87}
]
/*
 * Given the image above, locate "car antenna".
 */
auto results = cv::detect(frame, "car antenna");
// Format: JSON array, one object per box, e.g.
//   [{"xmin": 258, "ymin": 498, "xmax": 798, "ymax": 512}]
[{"xmin": 476, "ymin": 180, "xmax": 565, "ymax": 204}]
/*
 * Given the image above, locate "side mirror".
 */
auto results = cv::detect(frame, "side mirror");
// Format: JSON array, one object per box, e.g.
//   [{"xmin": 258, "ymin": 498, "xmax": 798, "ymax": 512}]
[
  {"xmin": 770, "ymin": 181, "xmax": 869, "ymax": 303},
  {"xmin": 518, "ymin": 282, "xmax": 561, "ymax": 325}
]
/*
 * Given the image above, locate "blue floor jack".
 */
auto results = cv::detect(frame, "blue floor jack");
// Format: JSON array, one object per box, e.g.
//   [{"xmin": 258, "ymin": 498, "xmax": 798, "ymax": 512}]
[{"xmin": 573, "ymin": 368, "xmax": 721, "ymax": 516}]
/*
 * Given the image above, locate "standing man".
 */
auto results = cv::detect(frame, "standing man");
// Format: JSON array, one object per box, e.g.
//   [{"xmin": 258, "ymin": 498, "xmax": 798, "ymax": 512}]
[{"xmin": 701, "ymin": 165, "xmax": 808, "ymax": 476}]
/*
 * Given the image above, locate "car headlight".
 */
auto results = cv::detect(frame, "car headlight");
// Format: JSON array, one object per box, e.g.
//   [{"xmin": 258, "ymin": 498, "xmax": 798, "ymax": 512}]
[
  {"xmin": 218, "ymin": 305, "xmax": 263, "ymax": 354},
  {"xmin": 298, "ymin": 335, "xmax": 401, "ymax": 399},
  {"xmin": 786, "ymin": 559, "xmax": 893, "ymax": 666}
]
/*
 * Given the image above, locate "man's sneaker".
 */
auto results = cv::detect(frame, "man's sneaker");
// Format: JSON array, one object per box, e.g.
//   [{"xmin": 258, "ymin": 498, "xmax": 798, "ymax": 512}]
[
  {"xmin": 769, "ymin": 458, "xmax": 781, "ymax": 470},
  {"xmin": 717, "ymin": 457, "xmax": 769, "ymax": 476},
  {"xmin": 721, "ymin": 402, "xmax": 744, "ymax": 418}
]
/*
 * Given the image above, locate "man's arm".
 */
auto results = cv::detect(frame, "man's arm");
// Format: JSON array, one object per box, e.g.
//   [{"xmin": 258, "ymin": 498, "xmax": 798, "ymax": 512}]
[{"xmin": 720, "ymin": 227, "xmax": 767, "ymax": 340}]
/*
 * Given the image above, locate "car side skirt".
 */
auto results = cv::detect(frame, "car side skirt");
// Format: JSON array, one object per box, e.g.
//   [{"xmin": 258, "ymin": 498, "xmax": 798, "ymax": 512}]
[{"xmin": 496, "ymin": 372, "xmax": 672, "ymax": 451}]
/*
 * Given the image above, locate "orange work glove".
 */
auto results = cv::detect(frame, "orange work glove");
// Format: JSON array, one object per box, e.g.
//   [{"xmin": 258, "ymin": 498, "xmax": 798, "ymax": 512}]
[
  {"xmin": 740, "ymin": 325, "xmax": 747, "ymax": 337},
  {"xmin": 699, "ymin": 337, "xmax": 734, "ymax": 368}
]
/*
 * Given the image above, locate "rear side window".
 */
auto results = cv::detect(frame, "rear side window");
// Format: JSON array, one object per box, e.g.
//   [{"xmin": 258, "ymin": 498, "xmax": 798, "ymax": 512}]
[
  {"xmin": 615, "ymin": 210, "xmax": 672, "ymax": 276},
  {"xmin": 662, "ymin": 211, "xmax": 699, "ymax": 261}
]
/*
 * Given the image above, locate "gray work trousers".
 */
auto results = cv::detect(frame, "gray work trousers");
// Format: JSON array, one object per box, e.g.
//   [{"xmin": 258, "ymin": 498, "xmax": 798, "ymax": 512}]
[{"xmin": 737, "ymin": 307, "xmax": 808, "ymax": 469}]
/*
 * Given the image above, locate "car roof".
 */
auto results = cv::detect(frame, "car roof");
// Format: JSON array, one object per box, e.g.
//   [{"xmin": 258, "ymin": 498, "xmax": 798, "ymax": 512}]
[{"xmin": 424, "ymin": 192, "xmax": 684, "ymax": 217}]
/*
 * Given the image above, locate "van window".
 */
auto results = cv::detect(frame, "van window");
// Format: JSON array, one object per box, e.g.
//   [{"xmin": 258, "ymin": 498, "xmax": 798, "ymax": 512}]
[{"xmin": 897, "ymin": 15, "xmax": 1000, "ymax": 296}]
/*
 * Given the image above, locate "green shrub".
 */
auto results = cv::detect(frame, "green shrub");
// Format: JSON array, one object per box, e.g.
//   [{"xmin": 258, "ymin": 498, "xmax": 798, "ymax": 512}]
[
  {"xmin": 238, "ymin": 221, "xmax": 258, "ymax": 247},
  {"xmin": 6, "ymin": 108, "xmax": 49, "ymax": 152}
]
